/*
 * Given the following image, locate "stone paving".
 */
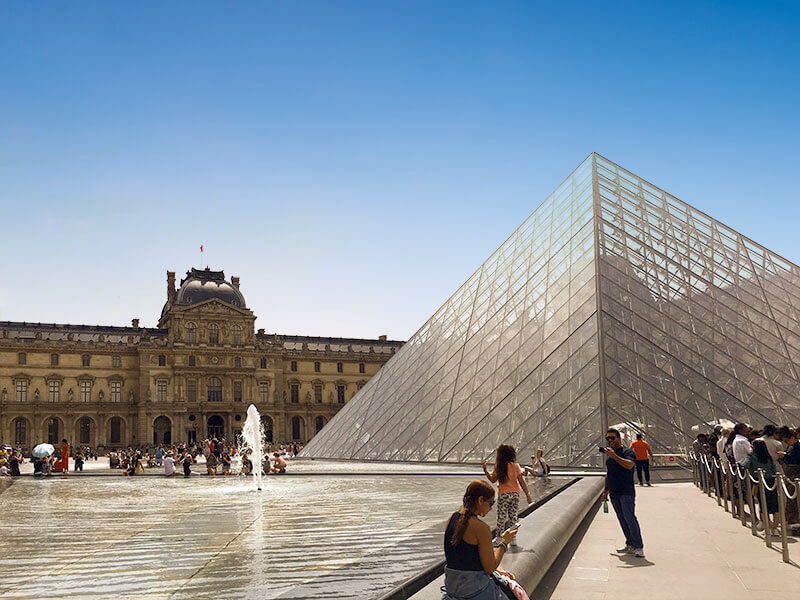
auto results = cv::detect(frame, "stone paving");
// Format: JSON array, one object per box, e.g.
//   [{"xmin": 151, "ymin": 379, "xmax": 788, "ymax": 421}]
[{"xmin": 538, "ymin": 482, "xmax": 800, "ymax": 600}]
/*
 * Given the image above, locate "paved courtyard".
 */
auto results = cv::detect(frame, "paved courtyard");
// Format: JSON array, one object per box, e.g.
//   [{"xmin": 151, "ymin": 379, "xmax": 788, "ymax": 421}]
[{"xmin": 538, "ymin": 481, "xmax": 800, "ymax": 600}]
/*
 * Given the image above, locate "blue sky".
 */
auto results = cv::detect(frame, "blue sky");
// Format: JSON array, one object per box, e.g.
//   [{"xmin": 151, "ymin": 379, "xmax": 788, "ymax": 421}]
[{"xmin": 1, "ymin": 1, "xmax": 798, "ymax": 338}]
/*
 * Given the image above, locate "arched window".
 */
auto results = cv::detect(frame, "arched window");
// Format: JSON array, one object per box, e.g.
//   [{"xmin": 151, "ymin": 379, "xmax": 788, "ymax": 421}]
[
  {"xmin": 291, "ymin": 416, "xmax": 303, "ymax": 441},
  {"xmin": 207, "ymin": 415, "xmax": 224, "ymax": 439},
  {"xmin": 263, "ymin": 416, "xmax": 273, "ymax": 443},
  {"xmin": 82, "ymin": 354, "xmax": 91, "ymax": 367},
  {"xmin": 47, "ymin": 418, "xmax": 60, "ymax": 444},
  {"xmin": 110, "ymin": 417, "xmax": 122, "ymax": 444},
  {"xmin": 79, "ymin": 417, "xmax": 92, "ymax": 445},
  {"xmin": 153, "ymin": 415, "xmax": 172, "ymax": 445},
  {"xmin": 14, "ymin": 417, "xmax": 27, "ymax": 446},
  {"xmin": 315, "ymin": 416, "xmax": 325, "ymax": 434},
  {"xmin": 208, "ymin": 377, "xmax": 222, "ymax": 402},
  {"xmin": 209, "ymin": 323, "xmax": 219, "ymax": 345},
  {"xmin": 232, "ymin": 325, "xmax": 242, "ymax": 345},
  {"xmin": 186, "ymin": 322, "xmax": 197, "ymax": 343}
]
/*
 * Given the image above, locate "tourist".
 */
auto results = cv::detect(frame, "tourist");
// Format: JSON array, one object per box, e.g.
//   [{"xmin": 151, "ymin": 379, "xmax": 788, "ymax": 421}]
[
  {"xmin": 482, "ymin": 444, "xmax": 532, "ymax": 545},
  {"xmin": 221, "ymin": 451, "xmax": 232, "ymax": 475},
  {"xmin": 164, "ymin": 452, "xmax": 176, "ymax": 477},
  {"xmin": 0, "ymin": 459, "xmax": 9, "ymax": 476},
  {"xmin": 124, "ymin": 453, "xmax": 143, "ymax": 476},
  {"xmin": 74, "ymin": 450, "xmax": 84, "ymax": 472},
  {"xmin": 240, "ymin": 453, "xmax": 252, "ymax": 475},
  {"xmin": 630, "ymin": 433, "xmax": 654, "ymax": 487},
  {"xmin": 442, "ymin": 480, "xmax": 520, "ymax": 600},
  {"xmin": 757, "ymin": 425, "xmax": 784, "ymax": 472},
  {"xmin": 743, "ymin": 440, "xmax": 779, "ymax": 534},
  {"xmin": 731, "ymin": 423, "xmax": 752, "ymax": 465},
  {"xmin": 182, "ymin": 451, "xmax": 193, "ymax": 477},
  {"xmin": 271, "ymin": 451, "xmax": 287, "ymax": 474},
  {"xmin": 206, "ymin": 450, "xmax": 218, "ymax": 476},
  {"xmin": 53, "ymin": 438, "xmax": 70, "ymax": 474},
  {"xmin": 155, "ymin": 444, "xmax": 165, "ymax": 467},
  {"xmin": 716, "ymin": 428, "xmax": 731, "ymax": 467},
  {"xmin": 779, "ymin": 428, "xmax": 800, "ymax": 524},
  {"xmin": 601, "ymin": 428, "xmax": 644, "ymax": 558},
  {"xmin": 8, "ymin": 451, "xmax": 21, "ymax": 477},
  {"xmin": 523, "ymin": 449, "xmax": 549, "ymax": 477}
]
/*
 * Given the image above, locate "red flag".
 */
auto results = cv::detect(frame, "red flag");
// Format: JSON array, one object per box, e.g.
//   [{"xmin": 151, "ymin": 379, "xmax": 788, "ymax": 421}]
[{"xmin": 200, "ymin": 245, "xmax": 203, "ymax": 252}]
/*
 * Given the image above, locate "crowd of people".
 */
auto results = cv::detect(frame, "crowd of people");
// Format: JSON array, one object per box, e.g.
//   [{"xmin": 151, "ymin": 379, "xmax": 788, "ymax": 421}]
[
  {"xmin": 0, "ymin": 438, "xmax": 304, "ymax": 478},
  {"xmin": 692, "ymin": 422, "xmax": 800, "ymax": 535}
]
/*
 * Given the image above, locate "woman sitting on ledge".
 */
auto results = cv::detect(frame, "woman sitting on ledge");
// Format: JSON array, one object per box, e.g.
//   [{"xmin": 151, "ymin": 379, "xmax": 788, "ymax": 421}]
[{"xmin": 443, "ymin": 480, "xmax": 524, "ymax": 600}]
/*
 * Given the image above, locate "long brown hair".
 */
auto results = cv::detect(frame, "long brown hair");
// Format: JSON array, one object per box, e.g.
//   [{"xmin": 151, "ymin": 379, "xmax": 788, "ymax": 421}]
[
  {"xmin": 451, "ymin": 480, "xmax": 495, "ymax": 545},
  {"xmin": 495, "ymin": 444, "xmax": 516, "ymax": 484}
]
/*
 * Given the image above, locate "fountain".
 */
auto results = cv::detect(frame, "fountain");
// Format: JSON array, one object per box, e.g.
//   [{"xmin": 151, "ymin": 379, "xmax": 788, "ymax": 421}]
[{"xmin": 240, "ymin": 403, "xmax": 265, "ymax": 490}]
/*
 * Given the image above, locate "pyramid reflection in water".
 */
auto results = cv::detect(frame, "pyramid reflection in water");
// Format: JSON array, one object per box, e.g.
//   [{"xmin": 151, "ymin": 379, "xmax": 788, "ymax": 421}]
[{"xmin": 302, "ymin": 154, "xmax": 800, "ymax": 465}]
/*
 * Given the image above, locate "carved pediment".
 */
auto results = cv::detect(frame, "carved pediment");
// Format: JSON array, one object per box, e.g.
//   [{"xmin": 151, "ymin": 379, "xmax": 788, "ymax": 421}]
[{"xmin": 175, "ymin": 298, "xmax": 252, "ymax": 317}]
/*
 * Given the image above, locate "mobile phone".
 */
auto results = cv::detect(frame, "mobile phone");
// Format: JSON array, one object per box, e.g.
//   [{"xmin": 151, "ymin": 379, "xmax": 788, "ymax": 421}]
[
  {"xmin": 598, "ymin": 447, "xmax": 607, "ymax": 453},
  {"xmin": 512, "ymin": 521, "xmax": 521, "ymax": 530}
]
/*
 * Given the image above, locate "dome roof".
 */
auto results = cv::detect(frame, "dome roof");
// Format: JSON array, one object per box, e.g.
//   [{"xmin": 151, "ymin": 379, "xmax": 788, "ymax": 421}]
[{"xmin": 161, "ymin": 268, "xmax": 246, "ymax": 317}]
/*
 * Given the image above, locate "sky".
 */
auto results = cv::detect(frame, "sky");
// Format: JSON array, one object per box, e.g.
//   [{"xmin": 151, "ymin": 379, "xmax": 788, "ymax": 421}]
[{"xmin": 1, "ymin": 1, "xmax": 799, "ymax": 339}]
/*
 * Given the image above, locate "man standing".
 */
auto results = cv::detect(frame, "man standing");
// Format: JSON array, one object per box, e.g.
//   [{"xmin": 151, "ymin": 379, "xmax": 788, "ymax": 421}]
[
  {"xmin": 601, "ymin": 428, "xmax": 644, "ymax": 558},
  {"xmin": 631, "ymin": 433, "xmax": 654, "ymax": 486}
]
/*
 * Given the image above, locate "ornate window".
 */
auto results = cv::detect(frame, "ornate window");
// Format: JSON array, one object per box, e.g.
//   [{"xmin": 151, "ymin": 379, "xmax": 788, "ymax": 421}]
[
  {"xmin": 209, "ymin": 323, "xmax": 219, "ymax": 345},
  {"xmin": 50, "ymin": 354, "xmax": 59, "ymax": 366},
  {"xmin": 337, "ymin": 362, "xmax": 343, "ymax": 373},
  {"xmin": 186, "ymin": 322, "xmax": 197, "ymax": 343},
  {"xmin": 359, "ymin": 363, "xmax": 365, "ymax": 374},
  {"xmin": 158, "ymin": 354, "xmax": 166, "ymax": 367},
  {"xmin": 208, "ymin": 377, "xmax": 222, "ymax": 402},
  {"xmin": 233, "ymin": 381, "xmax": 243, "ymax": 402},
  {"xmin": 259, "ymin": 381, "xmax": 269, "ymax": 403},
  {"xmin": 290, "ymin": 383, "xmax": 299, "ymax": 403},
  {"xmin": 80, "ymin": 381, "xmax": 91, "ymax": 403},
  {"xmin": 260, "ymin": 357, "xmax": 267, "ymax": 369},
  {"xmin": 82, "ymin": 354, "xmax": 91, "ymax": 367},
  {"xmin": 18, "ymin": 352, "xmax": 26, "ymax": 365},
  {"xmin": 290, "ymin": 361, "xmax": 297, "ymax": 372},
  {"xmin": 314, "ymin": 361, "xmax": 320, "ymax": 372},
  {"xmin": 314, "ymin": 384, "xmax": 323, "ymax": 403},
  {"xmin": 157, "ymin": 380, "xmax": 167, "ymax": 402},
  {"xmin": 291, "ymin": 416, "xmax": 302, "ymax": 440},
  {"xmin": 48, "ymin": 380, "xmax": 60, "ymax": 402},
  {"xmin": 232, "ymin": 325, "xmax": 242, "ymax": 345},
  {"xmin": 234, "ymin": 356, "xmax": 242, "ymax": 368},
  {"xmin": 336, "ymin": 384, "xmax": 346, "ymax": 404},
  {"xmin": 111, "ymin": 381, "xmax": 121, "ymax": 403},
  {"xmin": 112, "ymin": 354, "xmax": 121, "ymax": 368},
  {"xmin": 188, "ymin": 355, "xmax": 196, "ymax": 367},
  {"xmin": 187, "ymin": 379, "xmax": 197, "ymax": 402},
  {"xmin": 16, "ymin": 380, "xmax": 27, "ymax": 403},
  {"xmin": 315, "ymin": 416, "xmax": 325, "ymax": 434}
]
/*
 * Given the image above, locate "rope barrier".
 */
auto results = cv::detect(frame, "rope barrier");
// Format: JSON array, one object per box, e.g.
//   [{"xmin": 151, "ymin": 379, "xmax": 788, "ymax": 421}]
[{"xmin": 780, "ymin": 476, "xmax": 798, "ymax": 500}]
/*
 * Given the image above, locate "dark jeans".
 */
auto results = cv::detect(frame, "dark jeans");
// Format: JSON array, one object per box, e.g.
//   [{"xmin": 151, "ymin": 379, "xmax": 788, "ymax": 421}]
[
  {"xmin": 610, "ymin": 494, "xmax": 643, "ymax": 549},
  {"xmin": 635, "ymin": 459, "xmax": 650, "ymax": 484}
]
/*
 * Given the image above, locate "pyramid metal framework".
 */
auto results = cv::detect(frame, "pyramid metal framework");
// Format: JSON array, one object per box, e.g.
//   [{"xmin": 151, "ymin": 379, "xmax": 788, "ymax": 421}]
[{"xmin": 302, "ymin": 154, "xmax": 800, "ymax": 466}]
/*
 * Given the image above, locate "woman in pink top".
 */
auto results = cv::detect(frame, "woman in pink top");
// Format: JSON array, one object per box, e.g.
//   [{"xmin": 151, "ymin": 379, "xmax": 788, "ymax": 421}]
[{"xmin": 483, "ymin": 445, "xmax": 532, "ymax": 541}]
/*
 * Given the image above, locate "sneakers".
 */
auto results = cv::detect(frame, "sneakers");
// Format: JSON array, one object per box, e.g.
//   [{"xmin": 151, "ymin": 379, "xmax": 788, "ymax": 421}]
[
  {"xmin": 756, "ymin": 520, "xmax": 765, "ymax": 532},
  {"xmin": 616, "ymin": 545, "xmax": 634, "ymax": 553},
  {"xmin": 646, "ymin": 482, "xmax": 652, "ymax": 487},
  {"xmin": 634, "ymin": 548, "xmax": 645, "ymax": 558}
]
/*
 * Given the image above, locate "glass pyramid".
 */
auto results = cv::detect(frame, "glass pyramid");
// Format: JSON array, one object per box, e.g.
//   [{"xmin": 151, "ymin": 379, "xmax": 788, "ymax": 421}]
[{"xmin": 302, "ymin": 153, "xmax": 800, "ymax": 465}]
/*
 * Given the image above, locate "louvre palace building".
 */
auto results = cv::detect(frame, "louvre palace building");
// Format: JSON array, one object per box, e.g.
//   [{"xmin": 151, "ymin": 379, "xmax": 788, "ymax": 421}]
[{"xmin": 0, "ymin": 267, "xmax": 403, "ymax": 451}]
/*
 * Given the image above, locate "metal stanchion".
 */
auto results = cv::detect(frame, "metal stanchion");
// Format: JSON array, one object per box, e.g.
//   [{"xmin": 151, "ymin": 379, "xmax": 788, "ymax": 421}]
[
  {"xmin": 739, "ymin": 466, "xmax": 748, "ymax": 526},
  {"xmin": 758, "ymin": 469, "xmax": 772, "ymax": 549},
  {"xmin": 777, "ymin": 473, "xmax": 790, "ymax": 563},
  {"xmin": 714, "ymin": 459, "xmax": 722, "ymax": 506},
  {"xmin": 721, "ymin": 461, "xmax": 730, "ymax": 513},
  {"xmin": 691, "ymin": 454, "xmax": 698, "ymax": 487},
  {"xmin": 747, "ymin": 470, "xmax": 758, "ymax": 535}
]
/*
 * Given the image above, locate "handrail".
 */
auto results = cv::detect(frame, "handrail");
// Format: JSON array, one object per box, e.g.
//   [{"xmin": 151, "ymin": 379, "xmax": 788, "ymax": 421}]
[{"xmin": 689, "ymin": 454, "xmax": 795, "ymax": 563}]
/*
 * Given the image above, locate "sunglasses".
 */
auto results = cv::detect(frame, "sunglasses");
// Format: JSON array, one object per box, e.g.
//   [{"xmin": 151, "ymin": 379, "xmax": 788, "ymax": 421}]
[
  {"xmin": 605, "ymin": 436, "xmax": 617, "ymax": 441},
  {"xmin": 488, "ymin": 499, "xmax": 495, "ymax": 508}
]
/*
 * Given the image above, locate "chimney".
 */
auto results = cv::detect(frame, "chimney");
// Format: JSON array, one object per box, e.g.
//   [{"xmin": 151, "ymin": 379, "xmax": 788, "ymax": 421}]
[
  {"xmin": 378, "ymin": 334, "xmax": 387, "ymax": 341},
  {"xmin": 231, "ymin": 276, "xmax": 240, "ymax": 290},
  {"xmin": 132, "ymin": 318, "xmax": 140, "ymax": 328},
  {"xmin": 167, "ymin": 271, "xmax": 176, "ymax": 305}
]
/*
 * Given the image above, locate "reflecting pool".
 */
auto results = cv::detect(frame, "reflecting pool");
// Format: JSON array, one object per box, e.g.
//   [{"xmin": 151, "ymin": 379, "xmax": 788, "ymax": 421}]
[{"xmin": 0, "ymin": 462, "xmax": 573, "ymax": 599}]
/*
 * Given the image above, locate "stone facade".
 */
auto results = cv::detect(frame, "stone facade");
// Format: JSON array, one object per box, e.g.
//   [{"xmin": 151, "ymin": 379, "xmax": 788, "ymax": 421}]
[{"xmin": 0, "ymin": 268, "xmax": 403, "ymax": 450}]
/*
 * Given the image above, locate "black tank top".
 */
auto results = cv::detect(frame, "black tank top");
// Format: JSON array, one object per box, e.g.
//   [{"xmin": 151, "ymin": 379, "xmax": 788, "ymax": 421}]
[{"xmin": 444, "ymin": 512, "xmax": 483, "ymax": 571}]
